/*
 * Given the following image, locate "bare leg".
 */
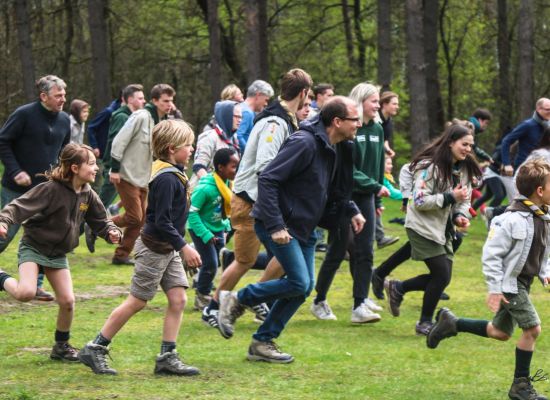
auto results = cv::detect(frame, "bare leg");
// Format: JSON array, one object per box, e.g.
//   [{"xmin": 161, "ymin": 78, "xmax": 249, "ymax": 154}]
[
  {"xmin": 162, "ymin": 287, "xmax": 187, "ymax": 342},
  {"xmin": 487, "ymin": 322, "xmax": 512, "ymax": 341},
  {"xmin": 517, "ymin": 325, "xmax": 541, "ymax": 351},
  {"xmin": 100, "ymin": 294, "xmax": 147, "ymax": 340},
  {"xmin": 44, "ymin": 268, "xmax": 75, "ymax": 332},
  {"xmin": 258, "ymin": 257, "xmax": 284, "ymax": 283},
  {"xmin": 3, "ymin": 262, "xmax": 39, "ymax": 302},
  {"xmin": 213, "ymin": 260, "xmax": 254, "ymax": 301}
]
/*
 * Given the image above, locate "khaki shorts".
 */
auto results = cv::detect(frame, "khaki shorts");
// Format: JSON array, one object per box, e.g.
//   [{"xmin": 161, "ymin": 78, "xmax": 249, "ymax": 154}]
[
  {"xmin": 130, "ymin": 238, "xmax": 189, "ymax": 301},
  {"xmin": 492, "ymin": 281, "xmax": 541, "ymax": 337},
  {"xmin": 231, "ymin": 194, "xmax": 261, "ymax": 265}
]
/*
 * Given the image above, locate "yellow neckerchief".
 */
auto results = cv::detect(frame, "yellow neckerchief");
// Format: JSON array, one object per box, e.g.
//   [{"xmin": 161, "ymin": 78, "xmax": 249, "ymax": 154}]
[
  {"xmin": 213, "ymin": 172, "xmax": 233, "ymax": 218},
  {"xmin": 384, "ymin": 172, "xmax": 396, "ymax": 185},
  {"xmin": 150, "ymin": 159, "xmax": 190, "ymax": 203},
  {"xmin": 279, "ymin": 97, "xmax": 299, "ymax": 130},
  {"xmin": 518, "ymin": 196, "xmax": 550, "ymax": 222}
]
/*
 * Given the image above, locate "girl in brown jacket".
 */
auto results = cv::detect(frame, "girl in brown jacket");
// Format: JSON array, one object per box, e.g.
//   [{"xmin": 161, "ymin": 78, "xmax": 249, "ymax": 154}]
[{"xmin": 0, "ymin": 143, "xmax": 121, "ymax": 362}]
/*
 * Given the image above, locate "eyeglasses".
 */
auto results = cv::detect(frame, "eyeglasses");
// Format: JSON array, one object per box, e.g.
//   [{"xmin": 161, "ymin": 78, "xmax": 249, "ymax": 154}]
[
  {"xmin": 233, "ymin": 114, "xmax": 243, "ymax": 119},
  {"xmin": 339, "ymin": 116, "xmax": 361, "ymax": 122}
]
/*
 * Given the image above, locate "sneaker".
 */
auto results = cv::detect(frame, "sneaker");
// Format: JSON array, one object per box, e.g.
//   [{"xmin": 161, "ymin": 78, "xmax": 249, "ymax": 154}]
[
  {"xmin": 246, "ymin": 339, "xmax": 294, "ymax": 364},
  {"xmin": 108, "ymin": 204, "xmax": 120, "ymax": 216},
  {"xmin": 426, "ymin": 307, "xmax": 458, "ymax": 349},
  {"xmin": 371, "ymin": 269, "xmax": 385, "ymax": 300},
  {"xmin": 154, "ymin": 350, "xmax": 200, "ymax": 376},
  {"xmin": 35, "ymin": 287, "xmax": 55, "ymax": 301},
  {"xmin": 50, "ymin": 342, "xmax": 79, "ymax": 362},
  {"xmin": 385, "ymin": 280, "xmax": 404, "ymax": 317},
  {"xmin": 440, "ymin": 292, "xmax": 450, "ymax": 301},
  {"xmin": 218, "ymin": 247, "xmax": 233, "ymax": 270},
  {"xmin": 217, "ymin": 290, "xmax": 245, "ymax": 339},
  {"xmin": 509, "ymin": 370, "xmax": 549, "ymax": 400},
  {"xmin": 84, "ymin": 223, "xmax": 97, "ymax": 253},
  {"xmin": 315, "ymin": 243, "xmax": 328, "ymax": 252},
  {"xmin": 202, "ymin": 307, "xmax": 219, "ymax": 328},
  {"xmin": 194, "ymin": 292, "xmax": 212, "ymax": 311},
  {"xmin": 377, "ymin": 236, "xmax": 400, "ymax": 249},
  {"xmin": 310, "ymin": 300, "xmax": 337, "ymax": 321},
  {"xmin": 78, "ymin": 342, "xmax": 117, "ymax": 374},
  {"xmin": 247, "ymin": 303, "xmax": 270, "ymax": 323},
  {"xmin": 364, "ymin": 298, "xmax": 383, "ymax": 312},
  {"xmin": 415, "ymin": 321, "xmax": 434, "ymax": 336},
  {"xmin": 351, "ymin": 303, "xmax": 381, "ymax": 324}
]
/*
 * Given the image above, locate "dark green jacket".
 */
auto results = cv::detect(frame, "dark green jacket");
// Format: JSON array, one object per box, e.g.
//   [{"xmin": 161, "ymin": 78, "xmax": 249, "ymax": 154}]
[
  {"xmin": 352, "ymin": 120, "xmax": 385, "ymax": 198},
  {"xmin": 103, "ymin": 105, "xmax": 132, "ymax": 169}
]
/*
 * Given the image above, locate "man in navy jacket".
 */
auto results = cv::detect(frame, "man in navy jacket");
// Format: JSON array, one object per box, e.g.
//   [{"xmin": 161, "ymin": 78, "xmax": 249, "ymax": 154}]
[{"xmin": 217, "ymin": 96, "xmax": 365, "ymax": 363}]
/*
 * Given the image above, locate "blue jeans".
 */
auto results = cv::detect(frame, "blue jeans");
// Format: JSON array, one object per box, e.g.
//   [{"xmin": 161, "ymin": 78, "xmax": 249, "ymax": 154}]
[
  {"xmin": 0, "ymin": 187, "xmax": 44, "ymax": 289},
  {"xmin": 190, "ymin": 229, "xmax": 225, "ymax": 295},
  {"xmin": 238, "ymin": 221, "xmax": 316, "ymax": 342}
]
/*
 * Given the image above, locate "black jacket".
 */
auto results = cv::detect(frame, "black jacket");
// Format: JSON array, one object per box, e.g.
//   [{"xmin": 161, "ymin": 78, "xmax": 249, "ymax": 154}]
[{"xmin": 252, "ymin": 116, "xmax": 358, "ymax": 243}]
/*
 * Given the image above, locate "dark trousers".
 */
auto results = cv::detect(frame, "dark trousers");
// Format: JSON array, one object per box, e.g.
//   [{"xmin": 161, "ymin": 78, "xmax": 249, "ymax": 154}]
[{"xmin": 473, "ymin": 177, "xmax": 506, "ymax": 210}]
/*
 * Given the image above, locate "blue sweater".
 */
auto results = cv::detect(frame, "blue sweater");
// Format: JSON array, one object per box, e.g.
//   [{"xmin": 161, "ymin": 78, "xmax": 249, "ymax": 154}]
[
  {"xmin": 501, "ymin": 114, "xmax": 546, "ymax": 168},
  {"xmin": 0, "ymin": 101, "xmax": 70, "ymax": 193}
]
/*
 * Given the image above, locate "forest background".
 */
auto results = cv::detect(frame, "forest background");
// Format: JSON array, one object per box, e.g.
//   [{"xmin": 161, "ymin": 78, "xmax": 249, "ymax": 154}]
[{"xmin": 1, "ymin": 0, "xmax": 550, "ymax": 163}]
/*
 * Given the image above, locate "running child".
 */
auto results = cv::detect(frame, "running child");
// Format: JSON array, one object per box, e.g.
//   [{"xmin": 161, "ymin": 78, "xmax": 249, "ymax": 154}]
[
  {"xmin": 78, "ymin": 119, "xmax": 202, "ymax": 376},
  {"xmin": 0, "ymin": 143, "xmax": 121, "ymax": 361},
  {"xmin": 427, "ymin": 158, "xmax": 550, "ymax": 400}
]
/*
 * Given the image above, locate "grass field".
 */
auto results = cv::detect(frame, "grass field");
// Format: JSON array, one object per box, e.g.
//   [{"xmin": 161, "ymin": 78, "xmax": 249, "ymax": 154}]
[{"xmin": 1, "ymin": 200, "xmax": 549, "ymax": 400}]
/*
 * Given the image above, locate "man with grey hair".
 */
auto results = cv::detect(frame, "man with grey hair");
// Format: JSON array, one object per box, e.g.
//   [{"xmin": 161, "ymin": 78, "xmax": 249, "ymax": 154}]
[
  {"xmin": 236, "ymin": 80, "xmax": 274, "ymax": 152},
  {"xmin": 0, "ymin": 75, "xmax": 70, "ymax": 301}
]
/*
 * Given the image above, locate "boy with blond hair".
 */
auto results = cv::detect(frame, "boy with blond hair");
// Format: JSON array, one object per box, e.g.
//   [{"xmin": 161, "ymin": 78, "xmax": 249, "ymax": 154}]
[
  {"xmin": 79, "ymin": 119, "xmax": 202, "ymax": 376},
  {"xmin": 427, "ymin": 158, "xmax": 550, "ymax": 400}
]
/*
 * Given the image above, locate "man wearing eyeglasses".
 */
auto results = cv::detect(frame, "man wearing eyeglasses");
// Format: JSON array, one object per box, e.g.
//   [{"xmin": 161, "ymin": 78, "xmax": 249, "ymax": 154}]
[{"xmin": 217, "ymin": 96, "xmax": 365, "ymax": 364}]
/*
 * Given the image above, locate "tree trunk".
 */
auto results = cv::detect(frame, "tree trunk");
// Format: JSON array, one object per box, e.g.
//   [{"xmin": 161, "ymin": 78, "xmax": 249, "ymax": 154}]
[
  {"xmin": 87, "ymin": 0, "xmax": 112, "ymax": 111},
  {"xmin": 518, "ymin": 0, "xmax": 534, "ymax": 120},
  {"xmin": 376, "ymin": 0, "xmax": 391, "ymax": 92},
  {"xmin": 257, "ymin": 0, "xmax": 269, "ymax": 81},
  {"xmin": 14, "ymin": 0, "xmax": 36, "ymax": 102},
  {"xmin": 341, "ymin": 0, "xmax": 355, "ymax": 70},
  {"xmin": 423, "ymin": 0, "xmax": 444, "ymax": 138},
  {"xmin": 353, "ymin": 0, "xmax": 366, "ymax": 76},
  {"xmin": 244, "ymin": 0, "xmax": 260, "ymax": 83},
  {"xmin": 497, "ymin": 0, "xmax": 512, "ymax": 134},
  {"xmin": 62, "ymin": 0, "xmax": 74, "ymax": 78},
  {"xmin": 208, "ymin": 0, "xmax": 222, "ymax": 105},
  {"xmin": 405, "ymin": 0, "xmax": 429, "ymax": 155}
]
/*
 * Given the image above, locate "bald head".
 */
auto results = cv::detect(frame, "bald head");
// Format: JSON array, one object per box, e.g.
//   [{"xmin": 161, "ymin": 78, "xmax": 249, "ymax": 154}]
[
  {"xmin": 322, "ymin": 96, "xmax": 361, "ymax": 144},
  {"xmin": 536, "ymin": 98, "xmax": 550, "ymax": 121}
]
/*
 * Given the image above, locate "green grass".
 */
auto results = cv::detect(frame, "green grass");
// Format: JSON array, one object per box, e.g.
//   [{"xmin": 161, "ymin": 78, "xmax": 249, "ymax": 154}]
[{"xmin": 1, "ymin": 200, "xmax": 549, "ymax": 399}]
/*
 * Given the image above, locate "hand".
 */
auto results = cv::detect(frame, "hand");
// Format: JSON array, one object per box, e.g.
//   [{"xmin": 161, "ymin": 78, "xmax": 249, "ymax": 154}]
[
  {"xmin": 486, "ymin": 293, "xmax": 508, "ymax": 313},
  {"xmin": 13, "ymin": 171, "xmax": 31, "ymax": 187},
  {"xmin": 386, "ymin": 148, "xmax": 396, "ymax": 158},
  {"xmin": 351, "ymin": 213, "xmax": 366, "ymax": 234},
  {"xmin": 376, "ymin": 207, "xmax": 384, "ymax": 217},
  {"xmin": 377, "ymin": 187, "xmax": 390, "ymax": 198},
  {"xmin": 108, "ymin": 229, "xmax": 121, "ymax": 244},
  {"xmin": 93, "ymin": 148, "xmax": 100, "ymax": 158},
  {"xmin": 544, "ymin": 277, "xmax": 550, "ymax": 287},
  {"xmin": 271, "ymin": 229, "xmax": 292, "ymax": 244},
  {"xmin": 109, "ymin": 172, "xmax": 121, "ymax": 184},
  {"xmin": 181, "ymin": 244, "xmax": 202, "ymax": 268},
  {"xmin": 488, "ymin": 157, "xmax": 494, "ymax": 164},
  {"xmin": 0, "ymin": 224, "xmax": 7, "ymax": 239},
  {"xmin": 503, "ymin": 165, "xmax": 514, "ymax": 177},
  {"xmin": 454, "ymin": 215, "xmax": 470, "ymax": 228},
  {"xmin": 208, "ymin": 236, "xmax": 219, "ymax": 245},
  {"xmin": 452, "ymin": 184, "xmax": 469, "ymax": 202}
]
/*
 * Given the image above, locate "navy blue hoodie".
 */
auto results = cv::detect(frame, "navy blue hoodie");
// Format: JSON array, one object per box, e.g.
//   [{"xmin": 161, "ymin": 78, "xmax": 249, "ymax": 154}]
[{"xmin": 252, "ymin": 116, "xmax": 345, "ymax": 244}]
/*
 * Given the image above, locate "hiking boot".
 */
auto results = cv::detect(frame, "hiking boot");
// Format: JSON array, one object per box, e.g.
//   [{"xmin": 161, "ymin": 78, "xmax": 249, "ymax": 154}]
[
  {"xmin": 427, "ymin": 307, "xmax": 458, "ymax": 349},
  {"xmin": 78, "ymin": 342, "xmax": 117, "ymax": 374},
  {"xmin": 351, "ymin": 303, "xmax": 381, "ymax": 324},
  {"xmin": 311, "ymin": 300, "xmax": 337, "ymax": 320},
  {"xmin": 247, "ymin": 302, "xmax": 270, "ymax": 323},
  {"xmin": 247, "ymin": 339, "xmax": 294, "ymax": 364},
  {"xmin": 364, "ymin": 298, "xmax": 383, "ymax": 312},
  {"xmin": 377, "ymin": 236, "xmax": 400, "ymax": 249},
  {"xmin": 415, "ymin": 321, "xmax": 434, "ymax": 336},
  {"xmin": 218, "ymin": 247, "xmax": 234, "ymax": 270},
  {"xmin": 509, "ymin": 370, "xmax": 549, "ymax": 400},
  {"xmin": 35, "ymin": 287, "xmax": 55, "ymax": 301},
  {"xmin": 154, "ymin": 350, "xmax": 200, "ymax": 376},
  {"xmin": 50, "ymin": 342, "xmax": 79, "ymax": 362},
  {"xmin": 201, "ymin": 307, "xmax": 219, "ymax": 329},
  {"xmin": 194, "ymin": 291, "xmax": 212, "ymax": 311},
  {"xmin": 385, "ymin": 280, "xmax": 403, "ymax": 317},
  {"xmin": 217, "ymin": 290, "xmax": 245, "ymax": 339},
  {"xmin": 84, "ymin": 223, "xmax": 97, "ymax": 253},
  {"xmin": 371, "ymin": 269, "xmax": 385, "ymax": 300},
  {"xmin": 440, "ymin": 292, "xmax": 450, "ymax": 301}
]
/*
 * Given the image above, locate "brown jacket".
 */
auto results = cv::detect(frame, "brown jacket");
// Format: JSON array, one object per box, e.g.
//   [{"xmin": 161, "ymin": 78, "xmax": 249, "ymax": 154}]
[{"xmin": 0, "ymin": 180, "xmax": 120, "ymax": 257}]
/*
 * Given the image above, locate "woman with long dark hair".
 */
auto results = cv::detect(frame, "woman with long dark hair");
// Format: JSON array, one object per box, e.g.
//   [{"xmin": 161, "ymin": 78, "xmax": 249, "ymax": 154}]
[{"xmin": 386, "ymin": 120, "xmax": 482, "ymax": 335}]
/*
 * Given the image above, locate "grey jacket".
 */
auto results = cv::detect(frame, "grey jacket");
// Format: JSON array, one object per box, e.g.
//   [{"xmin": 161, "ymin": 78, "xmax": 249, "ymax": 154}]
[{"xmin": 483, "ymin": 210, "xmax": 550, "ymax": 294}]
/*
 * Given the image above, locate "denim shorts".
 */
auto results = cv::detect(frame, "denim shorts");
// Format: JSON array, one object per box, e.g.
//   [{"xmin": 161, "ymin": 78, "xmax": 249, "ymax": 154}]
[
  {"xmin": 130, "ymin": 238, "xmax": 189, "ymax": 301},
  {"xmin": 492, "ymin": 281, "xmax": 540, "ymax": 336}
]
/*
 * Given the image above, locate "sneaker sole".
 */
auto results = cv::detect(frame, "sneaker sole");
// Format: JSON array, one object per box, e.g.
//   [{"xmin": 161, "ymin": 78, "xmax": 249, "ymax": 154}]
[
  {"xmin": 351, "ymin": 317, "xmax": 381, "ymax": 324},
  {"xmin": 154, "ymin": 369, "xmax": 200, "ymax": 376},
  {"xmin": 246, "ymin": 354, "xmax": 294, "ymax": 364},
  {"xmin": 50, "ymin": 354, "xmax": 80, "ymax": 362}
]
